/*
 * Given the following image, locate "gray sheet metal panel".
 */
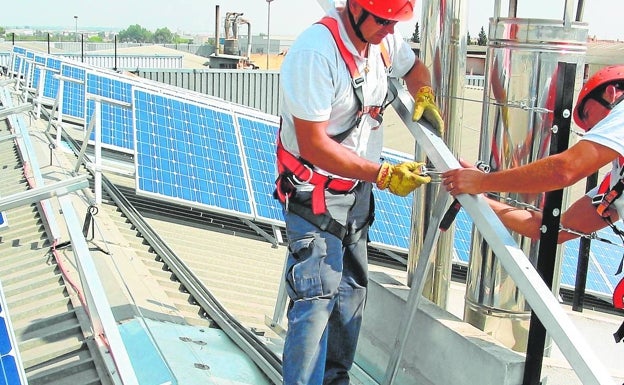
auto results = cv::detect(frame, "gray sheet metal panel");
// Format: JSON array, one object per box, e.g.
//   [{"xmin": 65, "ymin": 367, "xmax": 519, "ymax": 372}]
[
  {"xmin": 58, "ymin": 54, "xmax": 184, "ymax": 70},
  {"xmin": 138, "ymin": 69, "xmax": 281, "ymax": 116},
  {"xmin": 466, "ymin": 16, "xmax": 588, "ymax": 352}
]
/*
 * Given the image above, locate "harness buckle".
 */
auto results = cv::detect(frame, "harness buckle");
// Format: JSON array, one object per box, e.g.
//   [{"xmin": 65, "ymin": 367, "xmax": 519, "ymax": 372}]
[
  {"xmin": 292, "ymin": 163, "xmax": 315, "ymax": 184},
  {"xmin": 352, "ymin": 76, "xmax": 364, "ymax": 89}
]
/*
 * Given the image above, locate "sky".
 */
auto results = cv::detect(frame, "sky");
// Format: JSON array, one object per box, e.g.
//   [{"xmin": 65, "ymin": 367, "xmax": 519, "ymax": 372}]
[{"xmin": 1, "ymin": 0, "xmax": 622, "ymax": 41}]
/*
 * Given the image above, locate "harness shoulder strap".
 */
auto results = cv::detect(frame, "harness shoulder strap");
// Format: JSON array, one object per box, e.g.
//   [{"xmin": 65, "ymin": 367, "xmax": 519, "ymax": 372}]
[
  {"xmin": 316, "ymin": 16, "xmax": 392, "ymax": 92},
  {"xmin": 317, "ymin": 16, "xmax": 362, "ymax": 84},
  {"xmin": 315, "ymin": 16, "xmax": 391, "ymax": 143}
]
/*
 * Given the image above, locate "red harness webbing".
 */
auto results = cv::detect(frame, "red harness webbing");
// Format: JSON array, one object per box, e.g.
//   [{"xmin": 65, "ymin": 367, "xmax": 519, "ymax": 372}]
[
  {"xmin": 317, "ymin": 16, "xmax": 391, "ymax": 121},
  {"xmin": 276, "ymin": 135, "xmax": 356, "ymax": 215}
]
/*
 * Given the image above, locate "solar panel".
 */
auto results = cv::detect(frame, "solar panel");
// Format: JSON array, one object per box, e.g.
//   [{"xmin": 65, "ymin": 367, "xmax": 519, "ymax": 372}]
[
  {"xmin": 0, "ymin": 284, "xmax": 27, "ymax": 385},
  {"xmin": 22, "ymin": 52, "xmax": 35, "ymax": 90},
  {"xmin": 133, "ymin": 88, "xmax": 254, "ymax": 218},
  {"xmin": 60, "ymin": 63, "xmax": 86, "ymax": 119},
  {"xmin": 236, "ymin": 114, "xmax": 283, "ymax": 225},
  {"xmin": 31, "ymin": 55, "xmax": 47, "ymax": 90},
  {"xmin": 9, "ymin": 47, "xmax": 26, "ymax": 78},
  {"xmin": 43, "ymin": 57, "xmax": 61, "ymax": 100},
  {"xmin": 86, "ymin": 72, "xmax": 134, "ymax": 152}
]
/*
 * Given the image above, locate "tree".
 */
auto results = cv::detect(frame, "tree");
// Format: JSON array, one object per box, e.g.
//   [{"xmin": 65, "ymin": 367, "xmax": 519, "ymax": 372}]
[
  {"xmin": 467, "ymin": 31, "xmax": 472, "ymax": 45},
  {"xmin": 0, "ymin": 27, "xmax": 5, "ymax": 37},
  {"xmin": 411, "ymin": 22, "xmax": 420, "ymax": 43},
  {"xmin": 117, "ymin": 24, "xmax": 152, "ymax": 43},
  {"xmin": 153, "ymin": 27, "xmax": 174, "ymax": 44},
  {"xmin": 477, "ymin": 26, "xmax": 487, "ymax": 46}
]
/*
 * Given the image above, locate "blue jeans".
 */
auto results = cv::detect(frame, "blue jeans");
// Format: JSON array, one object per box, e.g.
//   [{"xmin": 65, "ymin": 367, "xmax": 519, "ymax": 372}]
[{"xmin": 282, "ymin": 183, "xmax": 372, "ymax": 385}]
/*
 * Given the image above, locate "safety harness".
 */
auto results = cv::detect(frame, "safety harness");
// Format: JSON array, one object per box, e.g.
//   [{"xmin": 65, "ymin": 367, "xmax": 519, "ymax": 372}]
[
  {"xmin": 592, "ymin": 156, "xmax": 624, "ymax": 342},
  {"xmin": 274, "ymin": 16, "xmax": 391, "ymax": 240}
]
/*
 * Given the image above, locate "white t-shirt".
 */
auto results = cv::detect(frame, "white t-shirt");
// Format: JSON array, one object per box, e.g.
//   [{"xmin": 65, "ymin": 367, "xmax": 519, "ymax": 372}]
[
  {"xmin": 581, "ymin": 101, "xmax": 624, "ymax": 219},
  {"xmin": 279, "ymin": 7, "xmax": 416, "ymax": 177}
]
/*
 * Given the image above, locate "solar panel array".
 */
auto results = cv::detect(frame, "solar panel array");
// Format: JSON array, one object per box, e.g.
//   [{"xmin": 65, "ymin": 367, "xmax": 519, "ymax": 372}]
[
  {"xmin": 8, "ymin": 45, "xmax": 624, "ymax": 301},
  {"xmin": 133, "ymin": 88, "xmax": 257, "ymax": 218}
]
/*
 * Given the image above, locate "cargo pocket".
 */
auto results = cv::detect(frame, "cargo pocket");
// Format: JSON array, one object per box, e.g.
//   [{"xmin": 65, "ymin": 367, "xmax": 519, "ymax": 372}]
[{"xmin": 285, "ymin": 234, "xmax": 328, "ymax": 301}]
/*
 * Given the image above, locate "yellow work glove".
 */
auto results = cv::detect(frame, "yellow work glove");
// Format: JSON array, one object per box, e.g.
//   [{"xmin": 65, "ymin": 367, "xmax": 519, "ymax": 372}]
[
  {"xmin": 412, "ymin": 86, "xmax": 445, "ymax": 136},
  {"xmin": 376, "ymin": 161, "xmax": 431, "ymax": 197}
]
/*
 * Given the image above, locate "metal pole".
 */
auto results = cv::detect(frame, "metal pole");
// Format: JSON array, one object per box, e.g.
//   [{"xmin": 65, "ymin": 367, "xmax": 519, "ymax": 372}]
[
  {"xmin": 114, "ymin": 35, "xmax": 118, "ymax": 72},
  {"xmin": 572, "ymin": 171, "xmax": 598, "ymax": 312},
  {"xmin": 74, "ymin": 15, "xmax": 78, "ymax": 43},
  {"xmin": 266, "ymin": 0, "xmax": 274, "ymax": 70},
  {"xmin": 522, "ymin": 61, "xmax": 577, "ymax": 385},
  {"xmin": 576, "ymin": 0, "xmax": 585, "ymax": 22}
]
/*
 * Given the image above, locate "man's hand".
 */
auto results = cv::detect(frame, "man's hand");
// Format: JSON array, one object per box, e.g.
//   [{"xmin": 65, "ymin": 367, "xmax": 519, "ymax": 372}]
[
  {"xmin": 376, "ymin": 161, "xmax": 431, "ymax": 196},
  {"xmin": 412, "ymin": 86, "xmax": 444, "ymax": 136},
  {"xmin": 442, "ymin": 159, "xmax": 487, "ymax": 196}
]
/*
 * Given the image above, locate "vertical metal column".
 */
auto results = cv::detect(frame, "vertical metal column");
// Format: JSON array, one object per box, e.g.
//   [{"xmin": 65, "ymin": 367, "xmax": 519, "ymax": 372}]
[
  {"xmin": 408, "ymin": 0, "xmax": 467, "ymax": 307},
  {"xmin": 465, "ymin": 5, "xmax": 587, "ymax": 352},
  {"xmin": 523, "ymin": 61, "xmax": 577, "ymax": 385}
]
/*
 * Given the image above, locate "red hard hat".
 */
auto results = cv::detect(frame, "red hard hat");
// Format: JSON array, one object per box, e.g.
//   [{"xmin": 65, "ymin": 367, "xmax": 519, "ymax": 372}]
[
  {"xmin": 351, "ymin": 0, "xmax": 416, "ymax": 21},
  {"xmin": 573, "ymin": 65, "xmax": 624, "ymax": 131}
]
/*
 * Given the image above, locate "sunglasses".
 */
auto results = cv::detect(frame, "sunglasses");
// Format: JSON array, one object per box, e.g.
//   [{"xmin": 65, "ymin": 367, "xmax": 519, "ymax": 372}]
[{"xmin": 371, "ymin": 14, "xmax": 397, "ymax": 27}]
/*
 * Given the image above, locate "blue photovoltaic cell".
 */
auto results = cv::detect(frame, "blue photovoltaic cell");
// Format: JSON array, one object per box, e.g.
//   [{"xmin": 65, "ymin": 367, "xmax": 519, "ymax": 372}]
[
  {"xmin": 560, "ymin": 239, "xmax": 613, "ymax": 295},
  {"xmin": 31, "ymin": 55, "xmax": 47, "ymax": 90},
  {"xmin": 237, "ymin": 115, "xmax": 283, "ymax": 224},
  {"xmin": 0, "ymin": 299, "xmax": 25, "ymax": 385},
  {"xmin": 10, "ymin": 47, "xmax": 26, "ymax": 76},
  {"xmin": 86, "ymin": 73, "xmax": 134, "ymax": 151},
  {"xmin": 453, "ymin": 209, "xmax": 473, "ymax": 264},
  {"xmin": 559, "ymin": 225, "xmax": 624, "ymax": 296},
  {"xmin": 368, "ymin": 151, "xmax": 416, "ymax": 252},
  {"xmin": 133, "ymin": 89, "xmax": 253, "ymax": 217},
  {"xmin": 22, "ymin": 52, "xmax": 35, "ymax": 89},
  {"xmin": 11, "ymin": 46, "xmax": 25, "ymax": 55},
  {"xmin": 61, "ymin": 64, "xmax": 86, "ymax": 119},
  {"xmin": 43, "ymin": 57, "xmax": 61, "ymax": 100}
]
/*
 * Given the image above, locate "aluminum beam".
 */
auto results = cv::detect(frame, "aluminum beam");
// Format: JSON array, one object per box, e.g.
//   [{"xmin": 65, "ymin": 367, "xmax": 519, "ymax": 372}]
[
  {"xmin": 58, "ymin": 195, "xmax": 140, "ymax": 385},
  {"xmin": 0, "ymin": 175, "xmax": 89, "ymax": 212},
  {"xmin": 0, "ymin": 103, "xmax": 33, "ymax": 120}
]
